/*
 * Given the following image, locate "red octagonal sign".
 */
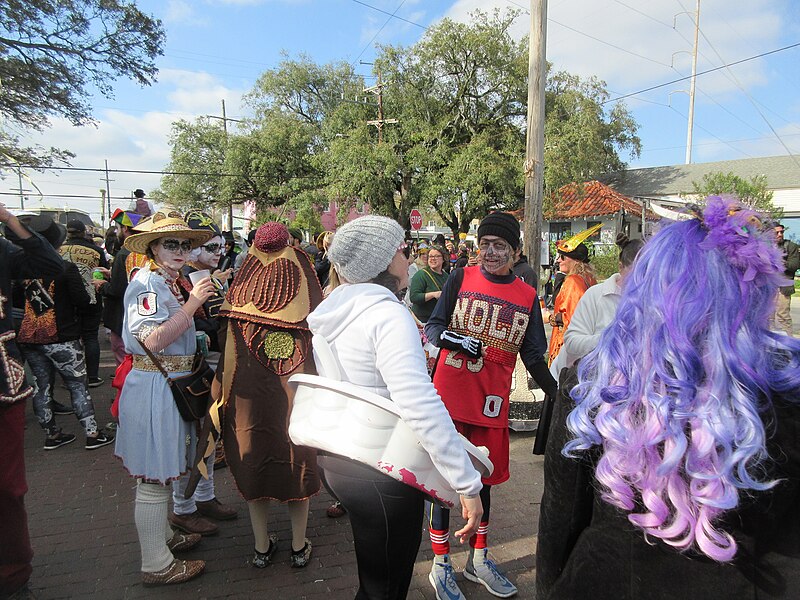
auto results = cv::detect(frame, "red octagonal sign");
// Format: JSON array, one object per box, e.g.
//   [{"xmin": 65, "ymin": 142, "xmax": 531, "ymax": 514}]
[{"xmin": 409, "ymin": 209, "xmax": 422, "ymax": 230}]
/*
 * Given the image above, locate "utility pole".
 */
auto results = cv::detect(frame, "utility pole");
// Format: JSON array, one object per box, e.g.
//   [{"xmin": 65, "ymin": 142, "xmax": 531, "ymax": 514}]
[
  {"xmin": 523, "ymin": 0, "xmax": 548, "ymax": 276},
  {"xmin": 16, "ymin": 165, "xmax": 26, "ymax": 210},
  {"xmin": 100, "ymin": 189, "xmax": 107, "ymax": 226},
  {"xmin": 102, "ymin": 160, "xmax": 114, "ymax": 227},
  {"xmin": 207, "ymin": 100, "xmax": 243, "ymax": 231},
  {"xmin": 685, "ymin": 0, "xmax": 700, "ymax": 164},
  {"xmin": 364, "ymin": 68, "xmax": 398, "ymax": 144}
]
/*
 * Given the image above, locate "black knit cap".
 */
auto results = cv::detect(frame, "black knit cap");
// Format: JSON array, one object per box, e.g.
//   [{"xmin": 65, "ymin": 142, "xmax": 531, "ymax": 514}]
[
  {"xmin": 477, "ymin": 212, "xmax": 520, "ymax": 250},
  {"xmin": 558, "ymin": 243, "xmax": 590, "ymax": 263}
]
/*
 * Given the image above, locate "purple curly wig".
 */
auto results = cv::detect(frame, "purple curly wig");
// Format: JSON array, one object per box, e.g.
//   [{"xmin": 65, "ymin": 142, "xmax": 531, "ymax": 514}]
[{"xmin": 565, "ymin": 196, "xmax": 800, "ymax": 561}]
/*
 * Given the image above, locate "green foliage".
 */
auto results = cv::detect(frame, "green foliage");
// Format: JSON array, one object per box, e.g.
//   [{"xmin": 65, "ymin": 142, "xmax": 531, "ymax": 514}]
[
  {"xmin": 590, "ymin": 244, "xmax": 619, "ymax": 281},
  {"xmin": 0, "ymin": 0, "xmax": 164, "ymax": 167},
  {"xmin": 158, "ymin": 9, "xmax": 640, "ymax": 227},
  {"xmin": 688, "ymin": 171, "xmax": 780, "ymax": 218},
  {"xmin": 156, "ymin": 118, "xmax": 228, "ymax": 211},
  {"xmin": 544, "ymin": 71, "xmax": 641, "ymax": 194}
]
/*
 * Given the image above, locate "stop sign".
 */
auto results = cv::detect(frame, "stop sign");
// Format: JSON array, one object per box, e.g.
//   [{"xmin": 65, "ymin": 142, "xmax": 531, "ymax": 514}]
[{"xmin": 409, "ymin": 209, "xmax": 422, "ymax": 230}]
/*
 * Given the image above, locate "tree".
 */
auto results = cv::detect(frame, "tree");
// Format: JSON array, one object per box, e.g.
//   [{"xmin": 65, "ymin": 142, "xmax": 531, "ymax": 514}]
[
  {"xmin": 156, "ymin": 118, "xmax": 228, "ymax": 211},
  {"xmin": 221, "ymin": 114, "xmax": 322, "ymax": 213},
  {"xmin": 544, "ymin": 70, "xmax": 641, "ymax": 195},
  {"xmin": 375, "ymin": 9, "xmax": 529, "ymax": 235},
  {"xmin": 0, "ymin": 0, "xmax": 165, "ymax": 167},
  {"xmin": 689, "ymin": 171, "xmax": 779, "ymax": 217}
]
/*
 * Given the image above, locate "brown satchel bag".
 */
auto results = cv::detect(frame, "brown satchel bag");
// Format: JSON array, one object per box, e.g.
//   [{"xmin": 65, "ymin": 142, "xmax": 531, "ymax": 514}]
[{"xmin": 140, "ymin": 344, "xmax": 214, "ymax": 422}]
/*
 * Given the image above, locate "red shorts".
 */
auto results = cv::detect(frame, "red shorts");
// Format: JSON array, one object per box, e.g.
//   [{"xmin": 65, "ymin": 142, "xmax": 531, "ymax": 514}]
[{"xmin": 454, "ymin": 421, "xmax": 510, "ymax": 486}]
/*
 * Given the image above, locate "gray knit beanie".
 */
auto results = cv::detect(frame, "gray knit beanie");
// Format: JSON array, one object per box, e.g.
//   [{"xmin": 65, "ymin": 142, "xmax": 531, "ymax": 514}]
[{"xmin": 328, "ymin": 215, "xmax": 405, "ymax": 284}]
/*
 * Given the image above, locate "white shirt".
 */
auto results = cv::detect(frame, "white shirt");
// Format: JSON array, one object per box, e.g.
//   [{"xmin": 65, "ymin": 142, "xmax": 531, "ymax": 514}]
[
  {"xmin": 550, "ymin": 273, "xmax": 622, "ymax": 380},
  {"xmin": 307, "ymin": 283, "xmax": 483, "ymax": 497}
]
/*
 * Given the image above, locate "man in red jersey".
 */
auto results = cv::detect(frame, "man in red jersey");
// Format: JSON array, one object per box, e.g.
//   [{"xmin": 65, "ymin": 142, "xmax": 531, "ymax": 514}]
[{"xmin": 424, "ymin": 212, "xmax": 557, "ymax": 599}]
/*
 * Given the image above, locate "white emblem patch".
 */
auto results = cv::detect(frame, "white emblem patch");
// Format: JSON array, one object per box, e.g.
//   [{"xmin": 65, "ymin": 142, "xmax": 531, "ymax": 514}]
[{"xmin": 137, "ymin": 292, "xmax": 158, "ymax": 316}]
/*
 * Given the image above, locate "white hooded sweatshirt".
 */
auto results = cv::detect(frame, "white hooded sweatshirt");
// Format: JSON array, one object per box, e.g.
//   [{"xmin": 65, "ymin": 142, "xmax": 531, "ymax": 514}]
[{"xmin": 307, "ymin": 282, "xmax": 483, "ymax": 498}]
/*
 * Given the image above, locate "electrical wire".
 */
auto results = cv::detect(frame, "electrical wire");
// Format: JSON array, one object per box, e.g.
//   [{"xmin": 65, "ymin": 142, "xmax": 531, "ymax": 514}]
[
  {"xmin": 352, "ymin": 0, "xmax": 408, "ymax": 66},
  {"xmin": 348, "ymin": 0, "xmax": 426, "ymax": 30},
  {"xmin": 602, "ymin": 41, "xmax": 800, "ymax": 104}
]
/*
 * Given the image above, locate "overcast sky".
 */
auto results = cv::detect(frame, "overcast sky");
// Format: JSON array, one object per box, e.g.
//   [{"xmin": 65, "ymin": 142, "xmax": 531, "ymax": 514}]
[{"xmin": 5, "ymin": 0, "xmax": 799, "ymax": 223}]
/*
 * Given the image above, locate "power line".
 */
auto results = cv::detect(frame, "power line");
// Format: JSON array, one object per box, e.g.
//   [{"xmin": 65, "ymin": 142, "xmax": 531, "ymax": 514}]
[
  {"xmin": 549, "ymin": 17, "xmax": 672, "ymax": 67},
  {"xmin": 611, "ymin": 0, "xmax": 673, "ymax": 28},
  {"xmin": 353, "ymin": 0, "xmax": 408, "ymax": 65},
  {"xmin": 9, "ymin": 165, "xmax": 282, "ymax": 179},
  {"xmin": 602, "ymin": 41, "xmax": 800, "ymax": 104},
  {"xmin": 348, "ymin": 0, "xmax": 426, "ymax": 29}
]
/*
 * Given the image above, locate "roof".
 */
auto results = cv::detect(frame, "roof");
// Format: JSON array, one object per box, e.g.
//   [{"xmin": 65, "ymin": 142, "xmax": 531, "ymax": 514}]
[
  {"xmin": 546, "ymin": 180, "xmax": 656, "ymax": 220},
  {"xmin": 598, "ymin": 154, "xmax": 800, "ymax": 197}
]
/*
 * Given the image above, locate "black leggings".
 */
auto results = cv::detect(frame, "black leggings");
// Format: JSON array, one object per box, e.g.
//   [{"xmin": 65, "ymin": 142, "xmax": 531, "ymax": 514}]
[
  {"xmin": 428, "ymin": 484, "xmax": 492, "ymax": 532},
  {"xmin": 321, "ymin": 455, "xmax": 425, "ymax": 600}
]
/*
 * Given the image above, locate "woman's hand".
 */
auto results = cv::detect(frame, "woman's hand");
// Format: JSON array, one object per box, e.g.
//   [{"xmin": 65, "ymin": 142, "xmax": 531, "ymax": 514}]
[
  {"xmin": 426, "ymin": 290, "xmax": 442, "ymax": 302},
  {"xmin": 189, "ymin": 276, "xmax": 216, "ymax": 303},
  {"xmin": 213, "ymin": 267, "xmax": 233, "ymax": 282},
  {"xmin": 453, "ymin": 495, "xmax": 484, "ymax": 544}
]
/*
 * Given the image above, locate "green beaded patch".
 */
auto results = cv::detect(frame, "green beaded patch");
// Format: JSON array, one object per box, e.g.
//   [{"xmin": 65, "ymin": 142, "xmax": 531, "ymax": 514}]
[{"xmin": 261, "ymin": 331, "xmax": 295, "ymax": 359}]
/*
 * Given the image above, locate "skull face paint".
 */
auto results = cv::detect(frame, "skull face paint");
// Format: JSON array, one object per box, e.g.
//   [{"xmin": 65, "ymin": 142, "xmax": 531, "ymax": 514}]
[{"xmin": 478, "ymin": 235, "xmax": 512, "ymax": 275}]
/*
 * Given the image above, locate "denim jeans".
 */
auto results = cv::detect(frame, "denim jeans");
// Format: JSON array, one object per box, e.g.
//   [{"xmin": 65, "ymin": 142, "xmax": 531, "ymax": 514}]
[{"xmin": 20, "ymin": 339, "xmax": 98, "ymax": 436}]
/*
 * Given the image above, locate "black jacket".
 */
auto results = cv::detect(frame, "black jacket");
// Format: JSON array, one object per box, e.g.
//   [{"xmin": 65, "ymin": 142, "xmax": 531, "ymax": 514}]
[
  {"xmin": 778, "ymin": 239, "xmax": 799, "ymax": 296},
  {"xmin": 0, "ymin": 231, "xmax": 64, "ymax": 405},
  {"xmin": 101, "ymin": 247, "xmax": 130, "ymax": 336},
  {"xmin": 17, "ymin": 261, "xmax": 91, "ymax": 345},
  {"xmin": 537, "ymin": 366, "xmax": 800, "ymax": 600},
  {"xmin": 512, "ymin": 255, "xmax": 538, "ymax": 290}
]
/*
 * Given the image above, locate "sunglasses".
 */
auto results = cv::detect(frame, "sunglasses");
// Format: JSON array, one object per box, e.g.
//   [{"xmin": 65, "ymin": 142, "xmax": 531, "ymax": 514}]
[
  {"xmin": 200, "ymin": 242, "xmax": 224, "ymax": 253},
  {"xmin": 398, "ymin": 241, "xmax": 411, "ymax": 259},
  {"xmin": 161, "ymin": 239, "xmax": 193, "ymax": 253}
]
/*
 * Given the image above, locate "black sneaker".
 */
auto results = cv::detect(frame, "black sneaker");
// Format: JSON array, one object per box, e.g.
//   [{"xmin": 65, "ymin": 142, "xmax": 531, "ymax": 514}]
[
  {"xmin": 252, "ymin": 534, "xmax": 278, "ymax": 568},
  {"xmin": 87, "ymin": 377, "xmax": 104, "ymax": 388},
  {"xmin": 86, "ymin": 432, "xmax": 114, "ymax": 450},
  {"xmin": 50, "ymin": 400, "xmax": 74, "ymax": 415},
  {"xmin": 44, "ymin": 432, "xmax": 76, "ymax": 450}
]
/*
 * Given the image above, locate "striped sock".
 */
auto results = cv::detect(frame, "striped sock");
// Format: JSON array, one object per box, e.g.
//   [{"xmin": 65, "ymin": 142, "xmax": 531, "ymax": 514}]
[
  {"xmin": 429, "ymin": 528, "xmax": 450, "ymax": 556},
  {"xmin": 470, "ymin": 521, "xmax": 489, "ymax": 549}
]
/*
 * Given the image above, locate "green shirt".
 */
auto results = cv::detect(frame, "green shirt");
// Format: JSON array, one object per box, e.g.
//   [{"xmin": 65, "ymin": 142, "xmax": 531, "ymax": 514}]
[{"xmin": 409, "ymin": 267, "xmax": 449, "ymax": 323}]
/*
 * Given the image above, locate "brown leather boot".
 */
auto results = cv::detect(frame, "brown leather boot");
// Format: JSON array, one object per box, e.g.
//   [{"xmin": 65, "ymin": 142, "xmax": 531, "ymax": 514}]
[
  {"xmin": 168, "ymin": 511, "xmax": 219, "ymax": 536},
  {"xmin": 196, "ymin": 498, "xmax": 238, "ymax": 521}
]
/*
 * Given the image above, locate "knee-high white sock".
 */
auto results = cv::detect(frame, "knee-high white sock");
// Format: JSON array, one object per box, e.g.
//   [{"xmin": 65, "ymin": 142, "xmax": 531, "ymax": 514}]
[
  {"xmin": 135, "ymin": 482, "xmax": 174, "ymax": 572},
  {"xmin": 287, "ymin": 498, "xmax": 310, "ymax": 552},
  {"xmin": 248, "ymin": 499, "xmax": 271, "ymax": 553}
]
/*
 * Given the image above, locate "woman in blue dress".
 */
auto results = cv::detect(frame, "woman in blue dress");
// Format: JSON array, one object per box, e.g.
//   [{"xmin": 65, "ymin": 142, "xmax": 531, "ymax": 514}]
[{"xmin": 113, "ymin": 211, "xmax": 216, "ymax": 586}]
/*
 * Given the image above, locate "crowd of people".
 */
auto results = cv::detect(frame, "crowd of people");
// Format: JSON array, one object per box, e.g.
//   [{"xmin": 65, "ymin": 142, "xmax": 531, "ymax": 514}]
[{"xmin": 1, "ymin": 195, "xmax": 799, "ymax": 600}]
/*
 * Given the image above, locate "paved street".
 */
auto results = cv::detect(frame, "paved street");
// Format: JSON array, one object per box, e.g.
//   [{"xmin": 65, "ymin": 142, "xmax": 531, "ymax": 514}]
[
  {"xmin": 21, "ymin": 333, "xmax": 544, "ymax": 600},
  {"xmin": 22, "ymin": 302, "xmax": 800, "ymax": 599}
]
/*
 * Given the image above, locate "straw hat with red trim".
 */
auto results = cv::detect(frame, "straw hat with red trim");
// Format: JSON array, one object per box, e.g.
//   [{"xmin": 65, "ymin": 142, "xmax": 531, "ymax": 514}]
[{"xmin": 123, "ymin": 209, "xmax": 213, "ymax": 255}]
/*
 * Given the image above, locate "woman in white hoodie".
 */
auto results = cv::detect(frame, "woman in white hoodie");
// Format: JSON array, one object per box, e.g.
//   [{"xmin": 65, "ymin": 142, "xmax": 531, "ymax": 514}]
[{"xmin": 307, "ymin": 215, "xmax": 483, "ymax": 600}]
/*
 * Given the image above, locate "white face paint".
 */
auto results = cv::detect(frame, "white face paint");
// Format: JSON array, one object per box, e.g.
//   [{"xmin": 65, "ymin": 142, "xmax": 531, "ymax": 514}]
[
  {"xmin": 478, "ymin": 235, "xmax": 512, "ymax": 275},
  {"xmin": 196, "ymin": 235, "xmax": 224, "ymax": 269},
  {"xmin": 151, "ymin": 236, "xmax": 193, "ymax": 274}
]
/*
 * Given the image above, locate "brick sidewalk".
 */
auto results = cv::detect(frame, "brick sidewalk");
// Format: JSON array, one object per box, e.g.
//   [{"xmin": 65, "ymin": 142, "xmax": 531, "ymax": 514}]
[{"xmin": 21, "ymin": 334, "xmax": 544, "ymax": 599}]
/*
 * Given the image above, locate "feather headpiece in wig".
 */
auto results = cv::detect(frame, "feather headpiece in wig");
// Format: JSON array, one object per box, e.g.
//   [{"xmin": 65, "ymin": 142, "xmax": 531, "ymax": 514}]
[
  {"xmin": 564, "ymin": 195, "xmax": 800, "ymax": 563},
  {"xmin": 555, "ymin": 222, "xmax": 602, "ymax": 253}
]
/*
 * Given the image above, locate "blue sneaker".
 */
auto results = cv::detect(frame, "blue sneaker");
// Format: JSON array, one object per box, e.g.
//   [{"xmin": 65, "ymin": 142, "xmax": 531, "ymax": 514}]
[
  {"xmin": 429, "ymin": 555, "xmax": 465, "ymax": 600},
  {"xmin": 464, "ymin": 547, "xmax": 518, "ymax": 597}
]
